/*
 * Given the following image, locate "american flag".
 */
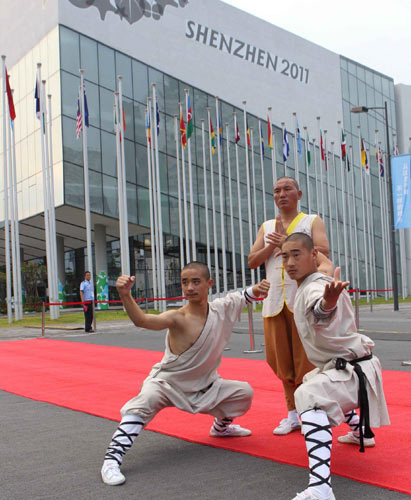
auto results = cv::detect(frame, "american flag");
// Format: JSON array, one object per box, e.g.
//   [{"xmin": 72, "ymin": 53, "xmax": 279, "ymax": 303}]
[{"xmin": 76, "ymin": 85, "xmax": 89, "ymax": 139}]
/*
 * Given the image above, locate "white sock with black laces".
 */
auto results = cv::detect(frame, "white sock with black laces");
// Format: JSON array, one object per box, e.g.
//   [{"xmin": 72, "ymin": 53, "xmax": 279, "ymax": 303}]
[
  {"xmin": 104, "ymin": 414, "xmax": 145, "ymax": 466},
  {"xmin": 212, "ymin": 417, "xmax": 233, "ymax": 434}
]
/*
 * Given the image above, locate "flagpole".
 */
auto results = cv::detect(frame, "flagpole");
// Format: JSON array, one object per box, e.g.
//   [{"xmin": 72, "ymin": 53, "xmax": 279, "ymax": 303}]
[
  {"xmin": 349, "ymin": 146, "xmax": 360, "ymax": 289},
  {"xmin": 366, "ymin": 146, "xmax": 376, "ymax": 298},
  {"xmin": 268, "ymin": 107, "xmax": 278, "ymax": 216},
  {"xmin": 281, "ymin": 122, "xmax": 287, "ymax": 177},
  {"xmin": 38, "ymin": 66, "xmax": 54, "ymax": 320},
  {"xmin": 243, "ymin": 101, "xmax": 255, "ymax": 286},
  {"xmin": 292, "ymin": 113, "xmax": 300, "ymax": 187},
  {"xmin": 234, "ymin": 111, "xmax": 245, "ymax": 288},
  {"xmin": 148, "ymin": 97, "xmax": 160, "ymax": 307},
  {"xmin": 357, "ymin": 126, "xmax": 370, "ymax": 301},
  {"xmin": 10, "ymin": 89, "xmax": 22, "ymax": 319},
  {"xmin": 179, "ymin": 103, "xmax": 190, "ymax": 264},
  {"xmin": 46, "ymin": 93, "xmax": 59, "ymax": 317},
  {"xmin": 174, "ymin": 115, "xmax": 185, "ymax": 270},
  {"xmin": 345, "ymin": 150, "xmax": 355, "ymax": 288},
  {"xmin": 258, "ymin": 120, "xmax": 267, "ymax": 223},
  {"xmin": 376, "ymin": 135, "xmax": 388, "ymax": 300},
  {"xmin": 338, "ymin": 121, "xmax": 349, "ymax": 282},
  {"xmin": 303, "ymin": 127, "xmax": 311, "ymax": 213},
  {"xmin": 324, "ymin": 130, "xmax": 334, "ymax": 262},
  {"xmin": 215, "ymin": 97, "xmax": 227, "ymax": 293},
  {"xmin": 330, "ymin": 142, "xmax": 341, "ymax": 267},
  {"xmin": 382, "ymin": 153, "xmax": 392, "ymax": 297},
  {"xmin": 1, "ymin": 56, "xmax": 12, "ymax": 323},
  {"xmin": 6, "ymin": 98, "xmax": 18, "ymax": 320},
  {"xmin": 201, "ymin": 119, "xmax": 211, "ymax": 272},
  {"xmin": 250, "ymin": 128, "xmax": 261, "ymax": 284},
  {"xmin": 207, "ymin": 107, "xmax": 220, "ymax": 295},
  {"xmin": 225, "ymin": 122, "xmax": 237, "ymax": 289},
  {"xmin": 185, "ymin": 89, "xmax": 196, "ymax": 261},
  {"xmin": 146, "ymin": 104, "xmax": 157, "ymax": 301},
  {"xmin": 317, "ymin": 117, "xmax": 325, "ymax": 220},
  {"xmin": 79, "ymin": 71, "xmax": 94, "ymax": 315},
  {"xmin": 114, "ymin": 93, "xmax": 126, "ymax": 275},
  {"xmin": 152, "ymin": 84, "xmax": 166, "ymax": 310},
  {"xmin": 117, "ymin": 77, "xmax": 130, "ymax": 276}
]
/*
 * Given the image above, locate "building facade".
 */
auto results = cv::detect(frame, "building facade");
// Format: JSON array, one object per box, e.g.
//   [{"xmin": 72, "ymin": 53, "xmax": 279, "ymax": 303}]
[{"xmin": 1, "ymin": 0, "xmax": 410, "ymax": 302}]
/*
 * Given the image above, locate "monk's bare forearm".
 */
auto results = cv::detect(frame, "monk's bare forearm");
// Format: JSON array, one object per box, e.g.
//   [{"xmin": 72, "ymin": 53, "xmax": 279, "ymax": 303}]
[
  {"xmin": 248, "ymin": 245, "xmax": 277, "ymax": 269},
  {"xmin": 120, "ymin": 292, "xmax": 147, "ymax": 327}
]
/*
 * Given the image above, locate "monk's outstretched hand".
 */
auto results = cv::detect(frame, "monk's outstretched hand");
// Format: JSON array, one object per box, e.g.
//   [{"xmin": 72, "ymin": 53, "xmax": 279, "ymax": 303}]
[
  {"xmin": 252, "ymin": 279, "xmax": 270, "ymax": 299},
  {"xmin": 322, "ymin": 267, "xmax": 350, "ymax": 310}
]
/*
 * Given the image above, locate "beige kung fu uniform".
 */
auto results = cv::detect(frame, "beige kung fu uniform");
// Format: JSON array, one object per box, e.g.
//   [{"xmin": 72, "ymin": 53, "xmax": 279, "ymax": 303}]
[
  {"xmin": 263, "ymin": 212, "xmax": 316, "ymax": 410},
  {"xmin": 293, "ymin": 273, "xmax": 390, "ymax": 428},
  {"xmin": 121, "ymin": 292, "xmax": 253, "ymax": 424}
]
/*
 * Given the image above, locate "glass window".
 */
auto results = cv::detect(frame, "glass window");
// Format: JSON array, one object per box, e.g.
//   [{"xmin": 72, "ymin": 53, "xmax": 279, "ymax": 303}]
[
  {"xmin": 116, "ymin": 52, "xmax": 132, "ymax": 98},
  {"xmin": 61, "ymin": 71, "xmax": 79, "ymax": 120},
  {"xmin": 89, "ymin": 170, "xmax": 103, "ymax": 214},
  {"xmin": 126, "ymin": 182, "xmax": 137, "ymax": 224},
  {"xmin": 164, "ymin": 75, "xmax": 179, "ymax": 116},
  {"xmin": 84, "ymin": 80, "xmax": 100, "ymax": 128},
  {"xmin": 60, "ymin": 26, "xmax": 80, "ymax": 75},
  {"xmin": 134, "ymin": 101, "xmax": 146, "ymax": 145},
  {"xmin": 148, "ymin": 68, "xmax": 164, "ymax": 109},
  {"xmin": 80, "ymin": 35, "xmax": 98, "ymax": 84},
  {"xmin": 357, "ymin": 65, "xmax": 365, "ymax": 82},
  {"xmin": 99, "ymin": 87, "xmax": 115, "ymax": 133},
  {"xmin": 358, "ymin": 80, "xmax": 366, "ymax": 105},
  {"xmin": 124, "ymin": 139, "xmax": 136, "ymax": 184},
  {"xmin": 348, "ymin": 74, "xmax": 358, "ymax": 104},
  {"xmin": 102, "ymin": 174, "xmax": 118, "ymax": 217},
  {"xmin": 167, "ymin": 155, "xmax": 178, "ymax": 198},
  {"xmin": 161, "ymin": 193, "xmax": 170, "ymax": 234},
  {"xmin": 98, "ymin": 44, "xmax": 115, "ymax": 90},
  {"xmin": 123, "ymin": 97, "xmax": 134, "ymax": 141},
  {"xmin": 341, "ymin": 70, "xmax": 349, "ymax": 98},
  {"xmin": 64, "ymin": 161, "xmax": 84, "ymax": 208},
  {"xmin": 137, "ymin": 186, "xmax": 150, "ymax": 227},
  {"xmin": 101, "ymin": 131, "xmax": 116, "ymax": 177},
  {"xmin": 136, "ymin": 143, "xmax": 148, "ymax": 187},
  {"xmin": 132, "ymin": 60, "xmax": 148, "ymax": 103},
  {"xmin": 88, "ymin": 125, "xmax": 102, "ymax": 172},
  {"xmin": 62, "ymin": 116, "xmax": 82, "ymax": 166}
]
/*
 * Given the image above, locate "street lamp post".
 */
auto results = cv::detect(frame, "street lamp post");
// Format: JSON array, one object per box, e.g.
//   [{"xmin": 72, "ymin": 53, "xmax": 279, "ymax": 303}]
[{"xmin": 351, "ymin": 103, "xmax": 399, "ymax": 311}]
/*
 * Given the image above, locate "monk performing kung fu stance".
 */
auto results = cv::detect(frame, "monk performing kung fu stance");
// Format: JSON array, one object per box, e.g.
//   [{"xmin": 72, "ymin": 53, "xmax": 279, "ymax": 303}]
[
  {"xmin": 101, "ymin": 261, "xmax": 270, "ymax": 486},
  {"xmin": 281, "ymin": 233, "xmax": 389, "ymax": 500}
]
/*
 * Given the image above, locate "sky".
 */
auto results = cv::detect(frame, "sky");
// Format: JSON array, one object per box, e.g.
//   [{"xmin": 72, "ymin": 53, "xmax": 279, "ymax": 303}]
[{"xmin": 222, "ymin": 0, "xmax": 411, "ymax": 85}]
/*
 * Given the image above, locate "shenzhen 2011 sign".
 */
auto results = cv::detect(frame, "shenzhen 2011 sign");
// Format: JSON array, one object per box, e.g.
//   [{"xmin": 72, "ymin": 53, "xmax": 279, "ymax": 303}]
[{"xmin": 68, "ymin": 0, "xmax": 189, "ymax": 23}]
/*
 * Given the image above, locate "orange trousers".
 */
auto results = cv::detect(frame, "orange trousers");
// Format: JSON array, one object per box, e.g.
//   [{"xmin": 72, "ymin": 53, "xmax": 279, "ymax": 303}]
[{"xmin": 263, "ymin": 306, "xmax": 315, "ymax": 411}]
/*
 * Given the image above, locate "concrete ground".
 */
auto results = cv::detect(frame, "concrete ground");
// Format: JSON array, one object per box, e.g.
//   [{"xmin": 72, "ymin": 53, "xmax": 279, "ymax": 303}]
[{"xmin": 1, "ymin": 303, "xmax": 410, "ymax": 500}]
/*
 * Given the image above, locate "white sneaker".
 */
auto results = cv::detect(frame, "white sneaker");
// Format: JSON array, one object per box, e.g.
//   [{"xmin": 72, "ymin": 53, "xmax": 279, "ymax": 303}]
[
  {"xmin": 337, "ymin": 431, "xmax": 375, "ymax": 447},
  {"xmin": 291, "ymin": 488, "xmax": 336, "ymax": 500},
  {"xmin": 273, "ymin": 418, "xmax": 301, "ymax": 435},
  {"xmin": 101, "ymin": 461, "xmax": 126, "ymax": 486},
  {"xmin": 209, "ymin": 424, "xmax": 252, "ymax": 437}
]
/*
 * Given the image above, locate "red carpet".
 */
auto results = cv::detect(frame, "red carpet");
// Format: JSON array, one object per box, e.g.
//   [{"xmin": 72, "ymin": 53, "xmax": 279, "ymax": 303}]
[{"xmin": 0, "ymin": 338, "xmax": 410, "ymax": 494}]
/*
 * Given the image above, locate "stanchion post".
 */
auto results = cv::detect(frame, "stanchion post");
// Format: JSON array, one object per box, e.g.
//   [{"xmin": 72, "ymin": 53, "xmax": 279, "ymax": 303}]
[
  {"xmin": 370, "ymin": 291, "xmax": 373, "ymax": 312},
  {"xmin": 93, "ymin": 301, "xmax": 97, "ymax": 332},
  {"xmin": 355, "ymin": 288, "xmax": 360, "ymax": 329},
  {"xmin": 243, "ymin": 303, "xmax": 263, "ymax": 354},
  {"xmin": 42, "ymin": 302, "xmax": 45, "ymax": 337}
]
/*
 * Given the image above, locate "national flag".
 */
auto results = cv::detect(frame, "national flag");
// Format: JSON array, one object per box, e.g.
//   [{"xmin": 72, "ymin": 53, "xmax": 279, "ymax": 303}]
[
  {"xmin": 76, "ymin": 85, "xmax": 89, "ymax": 138},
  {"xmin": 296, "ymin": 119, "xmax": 302, "ymax": 156},
  {"xmin": 320, "ymin": 130, "xmax": 325, "ymax": 161},
  {"xmin": 341, "ymin": 129, "xmax": 346, "ymax": 160},
  {"xmin": 235, "ymin": 122, "xmax": 240, "ymax": 144},
  {"xmin": 186, "ymin": 95, "xmax": 193, "ymax": 139},
  {"xmin": 306, "ymin": 131, "xmax": 311, "ymax": 167},
  {"xmin": 5, "ymin": 67, "xmax": 16, "ymax": 121},
  {"xmin": 218, "ymin": 118, "xmax": 223, "ymax": 146},
  {"xmin": 156, "ymin": 102, "xmax": 160, "ymax": 136},
  {"xmin": 361, "ymin": 138, "xmax": 369, "ymax": 174},
  {"xmin": 210, "ymin": 117, "xmax": 216, "ymax": 154},
  {"xmin": 260, "ymin": 123, "xmax": 265, "ymax": 157},
  {"xmin": 267, "ymin": 115, "xmax": 273, "ymax": 151},
  {"xmin": 34, "ymin": 77, "xmax": 41, "ymax": 120},
  {"xmin": 283, "ymin": 128, "xmax": 289, "ymax": 161},
  {"xmin": 377, "ymin": 145, "xmax": 384, "ymax": 177},
  {"xmin": 145, "ymin": 106, "xmax": 151, "ymax": 146},
  {"xmin": 246, "ymin": 123, "xmax": 251, "ymax": 148},
  {"xmin": 180, "ymin": 108, "xmax": 187, "ymax": 149}
]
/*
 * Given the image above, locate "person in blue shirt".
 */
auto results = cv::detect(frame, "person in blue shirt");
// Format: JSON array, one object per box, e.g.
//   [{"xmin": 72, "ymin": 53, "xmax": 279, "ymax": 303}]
[{"xmin": 80, "ymin": 271, "xmax": 94, "ymax": 332}]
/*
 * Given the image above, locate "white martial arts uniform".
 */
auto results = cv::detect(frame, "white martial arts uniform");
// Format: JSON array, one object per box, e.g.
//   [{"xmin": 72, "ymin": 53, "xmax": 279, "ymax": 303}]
[
  {"xmin": 121, "ymin": 291, "xmax": 253, "ymax": 424},
  {"xmin": 293, "ymin": 273, "xmax": 390, "ymax": 428}
]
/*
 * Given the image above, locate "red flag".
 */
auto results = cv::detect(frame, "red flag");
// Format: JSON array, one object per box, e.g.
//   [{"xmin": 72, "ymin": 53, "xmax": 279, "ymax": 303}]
[
  {"xmin": 267, "ymin": 115, "xmax": 273, "ymax": 150},
  {"xmin": 235, "ymin": 122, "xmax": 240, "ymax": 144},
  {"xmin": 246, "ymin": 123, "xmax": 251, "ymax": 148},
  {"xmin": 5, "ymin": 67, "xmax": 16, "ymax": 121},
  {"xmin": 180, "ymin": 108, "xmax": 187, "ymax": 149}
]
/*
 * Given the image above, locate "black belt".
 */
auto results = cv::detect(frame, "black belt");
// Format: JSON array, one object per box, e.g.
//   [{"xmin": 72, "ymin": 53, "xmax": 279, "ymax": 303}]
[{"xmin": 335, "ymin": 353, "xmax": 374, "ymax": 452}]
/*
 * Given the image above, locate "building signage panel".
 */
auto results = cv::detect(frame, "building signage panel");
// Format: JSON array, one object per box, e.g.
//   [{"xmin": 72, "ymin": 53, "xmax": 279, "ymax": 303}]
[{"xmin": 392, "ymin": 154, "xmax": 411, "ymax": 229}]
